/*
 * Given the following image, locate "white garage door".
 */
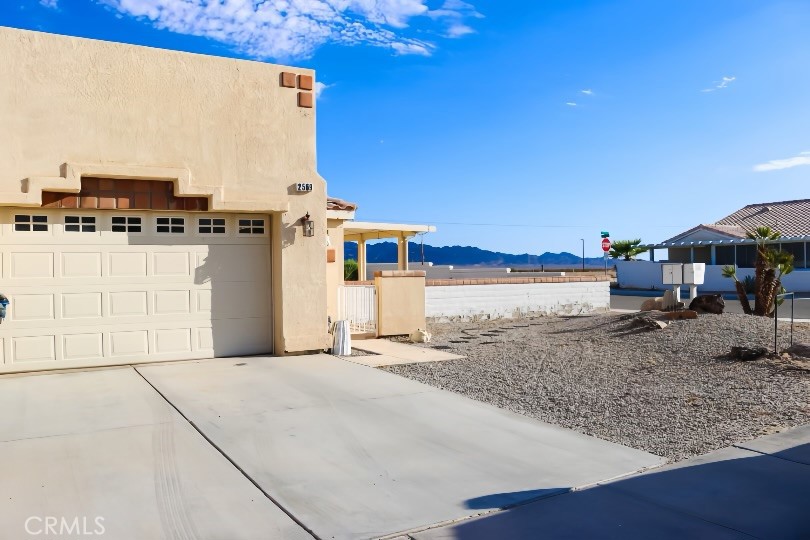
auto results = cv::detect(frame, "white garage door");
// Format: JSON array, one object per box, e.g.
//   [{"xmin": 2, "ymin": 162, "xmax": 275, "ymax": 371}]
[{"xmin": 0, "ymin": 209, "xmax": 272, "ymax": 373}]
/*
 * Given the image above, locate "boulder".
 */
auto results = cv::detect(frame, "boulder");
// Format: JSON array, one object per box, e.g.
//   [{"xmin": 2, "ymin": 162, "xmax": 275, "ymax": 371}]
[
  {"xmin": 786, "ymin": 343, "xmax": 810, "ymax": 359},
  {"xmin": 730, "ymin": 346, "xmax": 768, "ymax": 361},
  {"xmin": 689, "ymin": 294, "xmax": 725, "ymax": 314},
  {"xmin": 640, "ymin": 297, "xmax": 663, "ymax": 311},
  {"xmin": 409, "ymin": 328, "xmax": 432, "ymax": 343}
]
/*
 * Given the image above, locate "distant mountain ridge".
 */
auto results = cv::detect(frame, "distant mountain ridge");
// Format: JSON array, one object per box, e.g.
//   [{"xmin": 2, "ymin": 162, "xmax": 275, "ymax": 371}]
[{"xmin": 344, "ymin": 241, "xmax": 607, "ymax": 268}]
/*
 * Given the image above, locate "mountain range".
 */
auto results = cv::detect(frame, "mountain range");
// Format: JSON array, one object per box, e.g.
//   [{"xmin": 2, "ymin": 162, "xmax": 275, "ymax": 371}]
[{"xmin": 343, "ymin": 241, "xmax": 608, "ymax": 268}]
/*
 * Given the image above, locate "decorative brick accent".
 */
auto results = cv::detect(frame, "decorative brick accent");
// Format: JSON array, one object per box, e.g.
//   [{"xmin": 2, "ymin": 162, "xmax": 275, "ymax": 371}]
[
  {"xmin": 62, "ymin": 194, "xmax": 78, "ymax": 209},
  {"xmin": 298, "ymin": 74, "xmax": 314, "ymax": 91},
  {"xmin": 280, "ymin": 72, "xmax": 296, "ymax": 88},
  {"xmin": 42, "ymin": 178, "xmax": 208, "ymax": 211},
  {"xmin": 326, "ymin": 248, "xmax": 336, "ymax": 263},
  {"xmin": 298, "ymin": 92, "xmax": 313, "ymax": 108},
  {"xmin": 80, "ymin": 195, "xmax": 98, "ymax": 209}
]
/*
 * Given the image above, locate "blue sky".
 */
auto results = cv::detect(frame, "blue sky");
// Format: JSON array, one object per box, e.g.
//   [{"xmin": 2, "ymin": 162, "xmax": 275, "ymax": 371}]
[{"xmin": 4, "ymin": 1, "xmax": 809, "ymax": 257}]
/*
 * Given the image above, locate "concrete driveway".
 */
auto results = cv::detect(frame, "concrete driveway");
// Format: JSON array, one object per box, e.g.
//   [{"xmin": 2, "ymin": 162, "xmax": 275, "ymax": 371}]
[
  {"xmin": 414, "ymin": 426, "xmax": 810, "ymax": 539},
  {"xmin": 1, "ymin": 355, "xmax": 662, "ymax": 539},
  {"xmin": 0, "ymin": 367, "xmax": 310, "ymax": 540}
]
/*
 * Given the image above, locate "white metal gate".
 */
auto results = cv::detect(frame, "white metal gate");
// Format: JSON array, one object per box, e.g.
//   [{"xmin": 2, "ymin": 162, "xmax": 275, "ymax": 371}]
[{"xmin": 337, "ymin": 285, "xmax": 377, "ymax": 334}]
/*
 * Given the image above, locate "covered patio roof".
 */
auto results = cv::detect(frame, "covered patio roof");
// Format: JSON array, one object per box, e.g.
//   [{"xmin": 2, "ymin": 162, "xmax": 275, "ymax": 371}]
[
  {"xmin": 343, "ymin": 221, "xmax": 437, "ymax": 277},
  {"xmin": 343, "ymin": 221, "xmax": 436, "ymax": 242}
]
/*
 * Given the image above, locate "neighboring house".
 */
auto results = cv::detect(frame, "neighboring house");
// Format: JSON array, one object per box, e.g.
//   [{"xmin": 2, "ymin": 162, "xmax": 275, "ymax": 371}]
[
  {"xmin": 649, "ymin": 199, "xmax": 810, "ymax": 269},
  {"xmin": 0, "ymin": 27, "xmax": 329, "ymax": 373}
]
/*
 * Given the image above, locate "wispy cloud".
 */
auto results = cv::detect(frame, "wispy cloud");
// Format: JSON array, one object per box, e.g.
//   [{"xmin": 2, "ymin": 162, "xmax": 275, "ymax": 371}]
[
  {"xmin": 702, "ymin": 75, "xmax": 736, "ymax": 93},
  {"xmin": 566, "ymin": 102, "xmax": 577, "ymax": 107},
  {"xmin": 580, "ymin": 89, "xmax": 593, "ymax": 96},
  {"xmin": 446, "ymin": 23, "xmax": 474, "ymax": 38},
  {"xmin": 40, "ymin": 0, "xmax": 58, "ymax": 8},
  {"xmin": 97, "ymin": 0, "xmax": 481, "ymax": 61},
  {"xmin": 428, "ymin": 0, "xmax": 483, "ymax": 38},
  {"xmin": 314, "ymin": 81, "xmax": 332, "ymax": 98},
  {"xmin": 753, "ymin": 151, "xmax": 810, "ymax": 172}
]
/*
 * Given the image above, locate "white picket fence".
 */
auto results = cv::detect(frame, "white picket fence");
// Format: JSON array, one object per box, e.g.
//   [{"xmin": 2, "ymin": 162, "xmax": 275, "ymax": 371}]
[{"xmin": 338, "ymin": 285, "xmax": 377, "ymax": 334}]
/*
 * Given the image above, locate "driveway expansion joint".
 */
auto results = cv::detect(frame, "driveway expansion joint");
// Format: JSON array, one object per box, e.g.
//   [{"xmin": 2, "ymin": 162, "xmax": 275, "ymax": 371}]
[{"xmin": 132, "ymin": 366, "xmax": 321, "ymax": 540}]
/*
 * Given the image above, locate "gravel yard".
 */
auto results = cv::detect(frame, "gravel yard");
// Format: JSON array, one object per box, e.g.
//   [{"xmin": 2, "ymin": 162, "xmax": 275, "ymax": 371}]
[{"xmin": 382, "ymin": 313, "xmax": 810, "ymax": 462}]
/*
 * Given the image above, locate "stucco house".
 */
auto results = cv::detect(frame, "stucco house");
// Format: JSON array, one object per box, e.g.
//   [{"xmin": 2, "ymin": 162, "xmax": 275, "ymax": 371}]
[
  {"xmin": 0, "ymin": 26, "xmax": 332, "ymax": 373},
  {"xmin": 648, "ymin": 199, "xmax": 809, "ymax": 269}
]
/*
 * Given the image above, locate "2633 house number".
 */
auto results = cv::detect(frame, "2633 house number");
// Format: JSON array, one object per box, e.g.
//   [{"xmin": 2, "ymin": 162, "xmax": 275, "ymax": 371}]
[{"xmin": 296, "ymin": 183, "xmax": 313, "ymax": 192}]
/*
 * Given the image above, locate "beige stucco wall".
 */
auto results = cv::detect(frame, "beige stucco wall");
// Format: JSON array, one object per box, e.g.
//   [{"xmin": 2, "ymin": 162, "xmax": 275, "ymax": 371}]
[
  {"xmin": 326, "ymin": 218, "xmax": 346, "ymax": 322},
  {"xmin": 375, "ymin": 272, "xmax": 426, "ymax": 336},
  {"xmin": 0, "ymin": 26, "xmax": 328, "ymax": 353}
]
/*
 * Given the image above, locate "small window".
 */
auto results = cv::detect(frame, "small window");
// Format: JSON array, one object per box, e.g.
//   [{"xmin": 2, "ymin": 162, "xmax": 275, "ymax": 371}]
[
  {"xmin": 15, "ymin": 214, "xmax": 48, "ymax": 232},
  {"xmin": 156, "ymin": 216, "xmax": 185, "ymax": 234},
  {"xmin": 111, "ymin": 216, "xmax": 142, "ymax": 233},
  {"xmin": 65, "ymin": 215, "xmax": 96, "ymax": 233},
  {"xmin": 238, "ymin": 218, "xmax": 265, "ymax": 235},
  {"xmin": 198, "ymin": 217, "xmax": 226, "ymax": 235}
]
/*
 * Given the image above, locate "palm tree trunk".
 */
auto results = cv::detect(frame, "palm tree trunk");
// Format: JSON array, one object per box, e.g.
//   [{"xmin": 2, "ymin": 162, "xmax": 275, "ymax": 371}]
[
  {"xmin": 735, "ymin": 281, "xmax": 753, "ymax": 315},
  {"xmin": 755, "ymin": 267, "xmax": 776, "ymax": 315},
  {"xmin": 753, "ymin": 246, "xmax": 768, "ymax": 315}
]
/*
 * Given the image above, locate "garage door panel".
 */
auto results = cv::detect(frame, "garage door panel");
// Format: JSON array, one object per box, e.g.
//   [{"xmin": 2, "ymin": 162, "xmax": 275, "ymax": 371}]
[
  {"xmin": 153, "ymin": 252, "xmax": 190, "ymax": 277},
  {"xmin": 63, "ymin": 333, "xmax": 103, "ymax": 361},
  {"xmin": 0, "ymin": 210, "xmax": 272, "ymax": 372},
  {"xmin": 110, "ymin": 330, "xmax": 149, "ymax": 357},
  {"xmin": 209, "ymin": 283, "xmax": 267, "ymax": 319},
  {"xmin": 154, "ymin": 328, "xmax": 192, "ymax": 354},
  {"xmin": 62, "ymin": 252, "xmax": 102, "ymax": 278},
  {"xmin": 12, "ymin": 294, "xmax": 54, "ymax": 321},
  {"xmin": 109, "ymin": 252, "xmax": 147, "ymax": 277},
  {"xmin": 10, "ymin": 252, "xmax": 54, "ymax": 279},
  {"xmin": 13, "ymin": 336, "xmax": 56, "ymax": 363},
  {"xmin": 62, "ymin": 293, "xmax": 103, "ymax": 319},
  {"xmin": 197, "ymin": 245, "xmax": 267, "ymax": 282},
  {"xmin": 109, "ymin": 291, "xmax": 148, "ymax": 317},
  {"xmin": 210, "ymin": 319, "xmax": 270, "ymax": 357},
  {"xmin": 154, "ymin": 290, "xmax": 191, "ymax": 315}
]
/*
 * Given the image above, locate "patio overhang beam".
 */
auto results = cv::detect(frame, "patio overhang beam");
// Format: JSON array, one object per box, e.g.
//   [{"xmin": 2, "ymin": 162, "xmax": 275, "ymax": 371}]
[{"xmin": 344, "ymin": 221, "xmax": 437, "ymax": 276}]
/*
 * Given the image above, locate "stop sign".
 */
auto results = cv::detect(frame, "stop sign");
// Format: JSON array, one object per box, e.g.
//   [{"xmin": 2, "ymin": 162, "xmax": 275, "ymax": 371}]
[{"xmin": 601, "ymin": 238, "xmax": 611, "ymax": 252}]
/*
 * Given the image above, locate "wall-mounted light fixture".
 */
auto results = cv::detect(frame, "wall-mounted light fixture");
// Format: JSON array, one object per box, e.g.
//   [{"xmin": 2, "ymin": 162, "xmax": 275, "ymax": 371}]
[{"xmin": 302, "ymin": 212, "xmax": 315, "ymax": 237}]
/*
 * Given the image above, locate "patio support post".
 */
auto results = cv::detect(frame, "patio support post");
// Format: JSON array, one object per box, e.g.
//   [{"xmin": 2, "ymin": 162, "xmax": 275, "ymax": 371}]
[
  {"xmin": 397, "ymin": 234, "xmax": 409, "ymax": 271},
  {"xmin": 710, "ymin": 245, "xmax": 716, "ymax": 265},
  {"xmin": 357, "ymin": 237, "xmax": 367, "ymax": 281}
]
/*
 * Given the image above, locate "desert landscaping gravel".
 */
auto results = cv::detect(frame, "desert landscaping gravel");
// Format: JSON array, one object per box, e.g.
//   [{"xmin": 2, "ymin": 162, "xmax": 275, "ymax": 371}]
[{"xmin": 382, "ymin": 313, "xmax": 810, "ymax": 462}]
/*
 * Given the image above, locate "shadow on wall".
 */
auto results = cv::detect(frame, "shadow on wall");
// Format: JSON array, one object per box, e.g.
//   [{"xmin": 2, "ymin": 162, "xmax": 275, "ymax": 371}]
[
  {"xmin": 192, "ymin": 242, "xmax": 274, "ymax": 358},
  {"xmin": 441, "ymin": 444, "xmax": 810, "ymax": 540}
]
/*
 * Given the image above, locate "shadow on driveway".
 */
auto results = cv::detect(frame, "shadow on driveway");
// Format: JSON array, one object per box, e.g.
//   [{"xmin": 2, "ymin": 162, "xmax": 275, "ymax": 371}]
[{"xmin": 417, "ymin": 443, "xmax": 810, "ymax": 539}]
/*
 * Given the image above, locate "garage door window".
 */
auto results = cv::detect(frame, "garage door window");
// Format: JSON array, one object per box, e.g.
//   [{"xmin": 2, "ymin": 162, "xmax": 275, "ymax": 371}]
[
  {"xmin": 65, "ymin": 216, "xmax": 97, "ymax": 233},
  {"xmin": 15, "ymin": 214, "xmax": 48, "ymax": 232},
  {"xmin": 198, "ymin": 217, "xmax": 226, "ymax": 235},
  {"xmin": 238, "ymin": 218, "xmax": 265, "ymax": 235},
  {"xmin": 157, "ymin": 216, "xmax": 185, "ymax": 234},
  {"xmin": 111, "ymin": 216, "xmax": 142, "ymax": 233}
]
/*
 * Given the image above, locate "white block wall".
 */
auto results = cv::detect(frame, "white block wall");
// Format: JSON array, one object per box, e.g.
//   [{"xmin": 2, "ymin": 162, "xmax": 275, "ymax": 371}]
[
  {"xmin": 616, "ymin": 260, "xmax": 810, "ymax": 292},
  {"xmin": 425, "ymin": 282, "xmax": 610, "ymax": 320}
]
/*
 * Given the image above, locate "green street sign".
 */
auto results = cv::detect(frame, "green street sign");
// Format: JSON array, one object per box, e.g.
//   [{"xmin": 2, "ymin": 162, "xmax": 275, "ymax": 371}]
[{"xmin": 600, "ymin": 231, "xmax": 610, "ymax": 238}]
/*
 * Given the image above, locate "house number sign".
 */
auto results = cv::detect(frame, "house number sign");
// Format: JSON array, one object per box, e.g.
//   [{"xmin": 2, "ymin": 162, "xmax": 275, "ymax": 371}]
[{"xmin": 296, "ymin": 183, "xmax": 313, "ymax": 192}]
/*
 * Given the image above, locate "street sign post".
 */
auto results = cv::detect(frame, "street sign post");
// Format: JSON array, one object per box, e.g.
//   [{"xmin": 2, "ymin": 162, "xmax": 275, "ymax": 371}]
[{"xmin": 601, "ymin": 237, "xmax": 611, "ymax": 276}]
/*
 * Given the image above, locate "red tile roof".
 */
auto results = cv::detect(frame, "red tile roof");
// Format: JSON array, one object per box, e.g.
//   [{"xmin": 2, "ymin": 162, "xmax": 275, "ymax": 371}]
[{"xmin": 327, "ymin": 197, "xmax": 357, "ymax": 211}]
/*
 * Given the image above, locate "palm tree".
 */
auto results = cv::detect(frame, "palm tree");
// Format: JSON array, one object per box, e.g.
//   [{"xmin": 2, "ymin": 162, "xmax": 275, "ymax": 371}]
[
  {"xmin": 608, "ymin": 239, "xmax": 649, "ymax": 261},
  {"xmin": 723, "ymin": 226, "xmax": 794, "ymax": 316}
]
